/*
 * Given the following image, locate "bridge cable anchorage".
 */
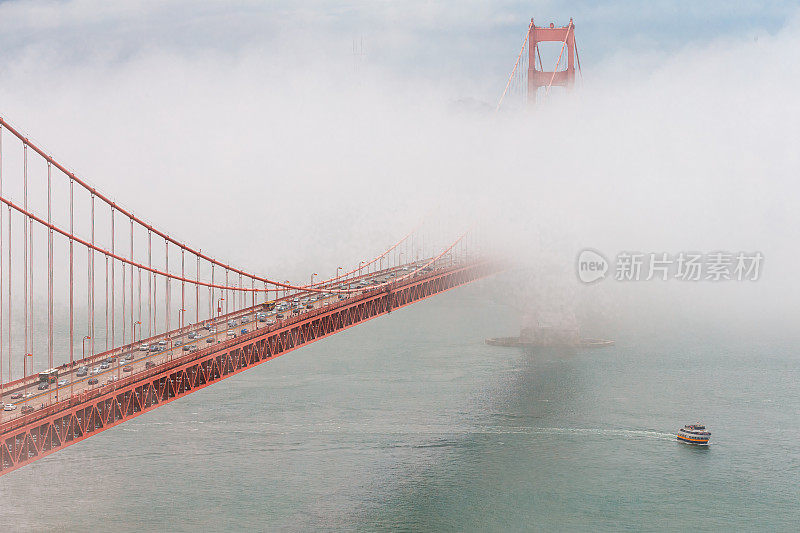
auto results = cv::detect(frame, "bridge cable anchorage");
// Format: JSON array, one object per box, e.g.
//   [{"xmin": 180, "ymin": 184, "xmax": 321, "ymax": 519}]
[
  {"xmin": 496, "ymin": 19, "xmax": 534, "ymax": 112},
  {"xmin": 545, "ymin": 23, "xmax": 572, "ymax": 98}
]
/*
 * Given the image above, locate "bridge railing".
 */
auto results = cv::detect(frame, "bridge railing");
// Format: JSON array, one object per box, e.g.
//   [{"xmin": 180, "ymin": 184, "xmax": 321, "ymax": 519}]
[{"xmin": 0, "ymin": 259, "xmax": 485, "ymax": 428}]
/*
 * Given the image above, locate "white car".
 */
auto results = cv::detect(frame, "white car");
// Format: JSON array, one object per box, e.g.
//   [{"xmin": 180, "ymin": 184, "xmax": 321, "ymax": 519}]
[
  {"xmin": 57, "ymin": 379, "xmax": 69, "ymax": 386},
  {"xmin": 3, "ymin": 403, "xmax": 16, "ymax": 411},
  {"xmin": 157, "ymin": 340, "xmax": 167, "ymax": 346},
  {"xmin": 139, "ymin": 344, "xmax": 150, "ymax": 351},
  {"xmin": 91, "ymin": 367, "xmax": 101, "ymax": 375}
]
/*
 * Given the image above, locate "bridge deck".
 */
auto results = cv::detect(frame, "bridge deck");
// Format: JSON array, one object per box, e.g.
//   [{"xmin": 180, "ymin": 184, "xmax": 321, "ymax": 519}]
[{"xmin": 0, "ymin": 260, "xmax": 495, "ymax": 477}]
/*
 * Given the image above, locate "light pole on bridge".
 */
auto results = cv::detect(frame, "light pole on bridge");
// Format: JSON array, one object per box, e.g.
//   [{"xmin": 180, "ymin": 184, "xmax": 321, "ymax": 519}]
[
  {"xmin": 132, "ymin": 321, "xmax": 141, "ymax": 343},
  {"xmin": 81, "ymin": 336, "xmax": 91, "ymax": 388}
]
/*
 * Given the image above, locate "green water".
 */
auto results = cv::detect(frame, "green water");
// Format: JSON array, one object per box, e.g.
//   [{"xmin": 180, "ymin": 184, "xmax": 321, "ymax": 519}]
[{"xmin": 0, "ymin": 281, "xmax": 797, "ymax": 531}]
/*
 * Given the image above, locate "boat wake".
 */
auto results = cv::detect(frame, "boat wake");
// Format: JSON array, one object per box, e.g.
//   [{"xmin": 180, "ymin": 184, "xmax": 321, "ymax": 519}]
[{"xmin": 480, "ymin": 426, "xmax": 675, "ymax": 441}]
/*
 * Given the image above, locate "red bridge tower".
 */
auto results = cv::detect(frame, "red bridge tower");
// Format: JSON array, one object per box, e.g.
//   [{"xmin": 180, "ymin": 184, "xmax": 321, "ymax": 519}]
[{"xmin": 527, "ymin": 18, "xmax": 576, "ymax": 105}]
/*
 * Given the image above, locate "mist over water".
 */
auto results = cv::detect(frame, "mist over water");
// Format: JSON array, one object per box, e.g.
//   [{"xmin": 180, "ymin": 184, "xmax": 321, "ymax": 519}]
[
  {"xmin": 0, "ymin": 1, "xmax": 798, "ymax": 530},
  {"xmin": 0, "ymin": 284, "xmax": 797, "ymax": 531}
]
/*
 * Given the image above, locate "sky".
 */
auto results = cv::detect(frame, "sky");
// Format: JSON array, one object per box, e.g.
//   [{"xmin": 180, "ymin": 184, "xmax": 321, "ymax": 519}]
[{"xmin": 0, "ymin": 0, "xmax": 798, "ymax": 335}]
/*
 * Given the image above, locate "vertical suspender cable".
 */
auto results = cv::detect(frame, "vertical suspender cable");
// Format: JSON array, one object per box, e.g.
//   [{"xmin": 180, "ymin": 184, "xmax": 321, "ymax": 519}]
[
  {"xmin": 69, "ymin": 179, "xmax": 73, "ymax": 396},
  {"xmin": 105, "ymin": 256, "xmax": 109, "ymax": 351},
  {"xmin": 196, "ymin": 253, "xmax": 199, "ymax": 324},
  {"xmin": 129, "ymin": 218, "xmax": 134, "ymax": 343},
  {"xmin": 23, "ymin": 143, "xmax": 28, "ymax": 381},
  {"xmin": 0, "ymin": 126, "xmax": 3, "ymax": 389},
  {"xmin": 181, "ymin": 248, "xmax": 185, "ymax": 328},
  {"xmin": 30, "ymin": 172, "xmax": 34, "ymax": 376},
  {"xmin": 165, "ymin": 241, "xmax": 169, "ymax": 333},
  {"xmin": 90, "ymin": 194, "xmax": 95, "ymax": 357},
  {"xmin": 48, "ymin": 163, "xmax": 53, "ymax": 369},
  {"xmin": 7, "ymin": 206, "xmax": 11, "ymax": 383},
  {"xmin": 121, "ymin": 230, "xmax": 126, "ymax": 346},
  {"xmin": 111, "ymin": 207, "xmax": 115, "ymax": 349},
  {"xmin": 138, "ymin": 266, "xmax": 141, "ymax": 338},
  {"xmin": 148, "ymin": 230, "xmax": 152, "ymax": 338},
  {"xmin": 152, "ymin": 263, "xmax": 157, "ymax": 338}
]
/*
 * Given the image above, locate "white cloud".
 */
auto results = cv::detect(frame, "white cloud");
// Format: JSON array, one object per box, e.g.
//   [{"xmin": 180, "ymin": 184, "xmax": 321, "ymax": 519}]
[{"xmin": 0, "ymin": 0, "xmax": 797, "ymax": 333}]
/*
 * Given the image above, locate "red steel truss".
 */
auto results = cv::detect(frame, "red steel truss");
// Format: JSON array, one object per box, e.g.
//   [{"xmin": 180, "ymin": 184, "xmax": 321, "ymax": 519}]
[{"xmin": 0, "ymin": 260, "xmax": 498, "ymax": 477}]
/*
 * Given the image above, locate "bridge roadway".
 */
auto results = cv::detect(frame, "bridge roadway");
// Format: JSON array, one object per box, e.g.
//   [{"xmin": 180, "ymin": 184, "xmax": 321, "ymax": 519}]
[
  {"xmin": 0, "ymin": 261, "xmax": 426, "ymax": 420},
  {"xmin": 0, "ymin": 258, "xmax": 496, "ymax": 476}
]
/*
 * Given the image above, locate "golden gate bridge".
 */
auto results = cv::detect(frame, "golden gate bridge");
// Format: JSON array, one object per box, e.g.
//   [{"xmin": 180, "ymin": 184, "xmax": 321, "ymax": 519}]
[
  {"xmin": 0, "ymin": 17, "xmax": 575, "ymax": 476},
  {"xmin": 0, "ymin": 114, "xmax": 496, "ymax": 476}
]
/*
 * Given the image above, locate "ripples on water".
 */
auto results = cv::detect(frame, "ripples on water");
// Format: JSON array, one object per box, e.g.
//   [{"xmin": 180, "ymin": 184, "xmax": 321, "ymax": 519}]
[{"xmin": 0, "ymin": 283, "xmax": 798, "ymax": 531}]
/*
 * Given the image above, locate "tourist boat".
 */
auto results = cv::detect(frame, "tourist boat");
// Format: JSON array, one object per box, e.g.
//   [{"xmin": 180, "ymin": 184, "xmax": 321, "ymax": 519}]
[{"xmin": 677, "ymin": 424, "xmax": 711, "ymax": 445}]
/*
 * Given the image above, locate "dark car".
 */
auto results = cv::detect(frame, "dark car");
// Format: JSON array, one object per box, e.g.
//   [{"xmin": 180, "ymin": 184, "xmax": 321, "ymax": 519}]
[
  {"xmin": 21, "ymin": 405, "xmax": 34, "ymax": 414},
  {"xmin": 306, "ymin": 304, "xmax": 313, "ymax": 309},
  {"xmin": 206, "ymin": 338, "xmax": 214, "ymax": 343},
  {"xmin": 182, "ymin": 346, "xmax": 191, "ymax": 351},
  {"xmin": 10, "ymin": 392, "xmax": 23, "ymax": 399},
  {"xmin": 38, "ymin": 382, "xmax": 49, "ymax": 390},
  {"xmin": 145, "ymin": 361, "xmax": 156, "ymax": 369},
  {"xmin": 276, "ymin": 314, "xmax": 284, "ymax": 319},
  {"xmin": 88, "ymin": 378, "xmax": 99, "ymax": 385},
  {"xmin": 123, "ymin": 366, "xmax": 133, "ymax": 372},
  {"xmin": 76, "ymin": 366, "xmax": 88, "ymax": 377}
]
